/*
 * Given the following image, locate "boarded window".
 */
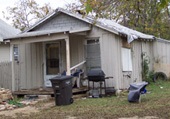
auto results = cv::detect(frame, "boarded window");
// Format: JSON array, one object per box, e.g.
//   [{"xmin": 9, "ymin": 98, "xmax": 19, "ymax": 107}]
[
  {"xmin": 86, "ymin": 38, "xmax": 101, "ymax": 70},
  {"xmin": 122, "ymin": 48, "xmax": 132, "ymax": 71}
]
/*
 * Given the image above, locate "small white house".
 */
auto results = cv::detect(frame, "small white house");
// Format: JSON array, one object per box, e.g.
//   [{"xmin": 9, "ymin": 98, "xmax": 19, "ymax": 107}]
[
  {"xmin": 0, "ymin": 19, "xmax": 20, "ymax": 62},
  {"xmin": 4, "ymin": 8, "xmax": 170, "ymax": 92}
]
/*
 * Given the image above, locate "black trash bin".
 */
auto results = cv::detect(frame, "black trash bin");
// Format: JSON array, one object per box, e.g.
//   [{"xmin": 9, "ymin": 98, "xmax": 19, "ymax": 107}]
[{"xmin": 50, "ymin": 75, "xmax": 73, "ymax": 106}]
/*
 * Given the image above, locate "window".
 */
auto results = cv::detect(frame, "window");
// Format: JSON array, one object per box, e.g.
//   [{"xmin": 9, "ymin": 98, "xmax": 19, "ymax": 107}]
[
  {"xmin": 13, "ymin": 45, "xmax": 19, "ymax": 61},
  {"xmin": 121, "ymin": 48, "xmax": 132, "ymax": 71},
  {"xmin": 87, "ymin": 39, "xmax": 99, "ymax": 44}
]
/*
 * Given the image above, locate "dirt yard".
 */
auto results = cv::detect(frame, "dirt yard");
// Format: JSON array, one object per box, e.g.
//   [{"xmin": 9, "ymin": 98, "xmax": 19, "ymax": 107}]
[
  {"xmin": 0, "ymin": 81, "xmax": 170, "ymax": 119},
  {"xmin": 0, "ymin": 95, "xmax": 55, "ymax": 119},
  {"xmin": 0, "ymin": 99, "xmax": 160, "ymax": 119}
]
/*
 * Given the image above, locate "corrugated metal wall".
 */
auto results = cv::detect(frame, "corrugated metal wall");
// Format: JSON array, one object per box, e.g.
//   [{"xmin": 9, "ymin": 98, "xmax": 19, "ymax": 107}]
[
  {"xmin": 153, "ymin": 40, "xmax": 170, "ymax": 77},
  {"xmin": 153, "ymin": 40, "xmax": 170, "ymax": 64}
]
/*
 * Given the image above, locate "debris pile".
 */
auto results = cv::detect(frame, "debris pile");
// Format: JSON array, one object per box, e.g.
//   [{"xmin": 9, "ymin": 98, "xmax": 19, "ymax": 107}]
[
  {"xmin": 0, "ymin": 88, "xmax": 15, "ymax": 111},
  {"xmin": 20, "ymin": 95, "xmax": 49, "ymax": 105},
  {"xmin": 0, "ymin": 102, "xmax": 16, "ymax": 111},
  {"xmin": 0, "ymin": 89, "xmax": 53, "ymax": 111},
  {"xmin": 0, "ymin": 88, "xmax": 13, "ymax": 103}
]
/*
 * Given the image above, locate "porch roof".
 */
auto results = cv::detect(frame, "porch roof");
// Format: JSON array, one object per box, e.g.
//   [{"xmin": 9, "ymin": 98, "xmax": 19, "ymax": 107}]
[{"xmin": 5, "ymin": 27, "xmax": 91, "ymax": 40}]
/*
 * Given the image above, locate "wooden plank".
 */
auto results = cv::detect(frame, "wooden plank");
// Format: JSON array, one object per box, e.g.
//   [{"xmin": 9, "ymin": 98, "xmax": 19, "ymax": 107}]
[
  {"xmin": 12, "ymin": 88, "xmax": 88, "ymax": 95},
  {"xmin": 10, "ymin": 33, "xmax": 69, "ymax": 44}
]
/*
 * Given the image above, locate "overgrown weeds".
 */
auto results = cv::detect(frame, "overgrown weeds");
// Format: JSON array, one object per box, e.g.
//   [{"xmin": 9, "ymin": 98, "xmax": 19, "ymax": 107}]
[
  {"xmin": 142, "ymin": 52, "xmax": 155, "ymax": 83},
  {"xmin": 8, "ymin": 98, "xmax": 23, "ymax": 107}
]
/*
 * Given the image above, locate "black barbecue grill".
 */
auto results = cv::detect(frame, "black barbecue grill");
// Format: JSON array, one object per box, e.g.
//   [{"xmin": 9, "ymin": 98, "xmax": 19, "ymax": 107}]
[
  {"xmin": 87, "ymin": 68, "xmax": 105, "ymax": 81},
  {"xmin": 87, "ymin": 68, "xmax": 113, "ymax": 97}
]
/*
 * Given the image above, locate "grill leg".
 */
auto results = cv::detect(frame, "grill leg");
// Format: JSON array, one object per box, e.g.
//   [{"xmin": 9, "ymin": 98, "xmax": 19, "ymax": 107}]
[
  {"xmin": 93, "ymin": 82, "xmax": 94, "ymax": 90},
  {"xmin": 100, "ymin": 82, "xmax": 102, "ymax": 95},
  {"xmin": 104, "ymin": 80, "xmax": 106, "ymax": 95},
  {"xmin": 99, "ymin": 81, "xmax": 103, "ymax": 97}
]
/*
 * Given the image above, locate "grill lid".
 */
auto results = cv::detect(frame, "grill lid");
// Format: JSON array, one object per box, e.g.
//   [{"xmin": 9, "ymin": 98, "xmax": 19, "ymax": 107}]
[{"xmin": 87, "ymin": 68, "xmax": 105, "ymax": 77}]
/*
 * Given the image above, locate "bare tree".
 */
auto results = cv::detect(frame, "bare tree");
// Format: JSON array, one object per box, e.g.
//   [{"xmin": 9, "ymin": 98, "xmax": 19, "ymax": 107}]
[{"xmin": 3, "ymin": 0, "xmax": 54, "ymax": 31}]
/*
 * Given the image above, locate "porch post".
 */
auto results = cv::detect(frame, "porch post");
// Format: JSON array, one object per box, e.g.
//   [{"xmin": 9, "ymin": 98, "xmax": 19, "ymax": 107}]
[
  {"xmin": 65, "ymin": 38, "xmax": 71, "ymax": 75},
  {"xmin": 11, "ymin": 44, "xmax": 15, "ymax": 91}
]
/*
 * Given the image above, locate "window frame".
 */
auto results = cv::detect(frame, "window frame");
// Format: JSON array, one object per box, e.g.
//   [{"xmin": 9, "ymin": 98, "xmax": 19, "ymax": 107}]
[{"xmin": 121, "ymin": 47, "xmax": 133, "ymax": 72}]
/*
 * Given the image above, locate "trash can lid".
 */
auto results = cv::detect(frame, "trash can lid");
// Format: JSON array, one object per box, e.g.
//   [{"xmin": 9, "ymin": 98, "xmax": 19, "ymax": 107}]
[{"xmin": 50, "ymin": 75, "xmax": 73, "ymax": 81}]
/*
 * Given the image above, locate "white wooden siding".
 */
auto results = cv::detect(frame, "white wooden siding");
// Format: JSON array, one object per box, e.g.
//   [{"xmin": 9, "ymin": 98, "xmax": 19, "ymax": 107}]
[
  {"xmin": 131, "ymin": 41, "xmax": 142, "ymax": 83},
  {"xmin": 17, "ymin": 43, "xmax": 43, "ymax": 90},
  {"xmin": 142, "ymin": 41, "xmax": 153, "ymax": 70},
  {"xmin": 87, "ymin": 26, "xmax": 155, "ymax": 89},
  {"xmin": 0, "ymin": 43, "xmax": 10, "ymax": 62},
  {"xmin": 14, "ymin": 36, "xmax": 85, "ymax": 90},
  {"xmin": 14, "ymin": 29, "xmax": 156, "ymax": 90},
  {"xmin": 0, "ymin": 61, "xmax": 12, "ymax": 90},
  {"xmin": 88, "ymin": 27, "xmax": 123, "ymax": 89},
  {"xmin": 70, "ymin": 35, "xmax": 85, "ymax": 69},
  {"xmin": 101, "ymin": 33, "xmax": 122, "ymax": 89},
  {"xmin": 10, "ymin": 13, "xmax": 166, "ymax": 90}
]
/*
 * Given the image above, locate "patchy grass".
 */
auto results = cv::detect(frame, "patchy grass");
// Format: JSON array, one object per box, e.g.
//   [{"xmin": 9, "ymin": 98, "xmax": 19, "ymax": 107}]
[{"xmin": 2, "ymin": 80, "xmax": 170, "ymax": 119}]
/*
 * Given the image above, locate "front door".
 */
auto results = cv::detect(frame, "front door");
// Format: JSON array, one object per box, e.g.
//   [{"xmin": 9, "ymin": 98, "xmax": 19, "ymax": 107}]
[{"xmin": 44, "ymin": 43, "xmax": 60, "ymax": 87}]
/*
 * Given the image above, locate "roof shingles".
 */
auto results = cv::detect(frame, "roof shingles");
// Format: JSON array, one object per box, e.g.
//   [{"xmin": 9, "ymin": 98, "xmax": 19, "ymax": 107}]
[{"xmin": 0, "ymin": 19, "xmax": 20, "ymax": 41}]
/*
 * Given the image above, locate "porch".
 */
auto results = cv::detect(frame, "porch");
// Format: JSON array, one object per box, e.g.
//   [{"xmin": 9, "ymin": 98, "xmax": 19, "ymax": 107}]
[{"xmin": 10, "ymin": 30, "xmax": 90, "ymax": 91}]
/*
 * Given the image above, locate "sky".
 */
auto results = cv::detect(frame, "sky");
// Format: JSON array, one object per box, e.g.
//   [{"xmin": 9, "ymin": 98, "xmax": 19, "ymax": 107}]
[{"xmin": 0, "ymin": 0, "xmax": 76, "ymax": 24}]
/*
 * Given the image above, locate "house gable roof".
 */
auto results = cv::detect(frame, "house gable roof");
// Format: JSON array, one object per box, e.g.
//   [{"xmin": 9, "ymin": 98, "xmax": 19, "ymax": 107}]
[
  {"xmin": 24, "ymin": 8, "xmax": 154, "ymax": 43},
  {"xmin": 0, "ymin": 19, "xmax": 20, "ymax": 42},
  {"xmin": 25, "ymin": 8, "xmax": 119, "ymax": 35},
  {"xmin": 6, "ymin": 8, "xmax": 155, "ymax": 43}
]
